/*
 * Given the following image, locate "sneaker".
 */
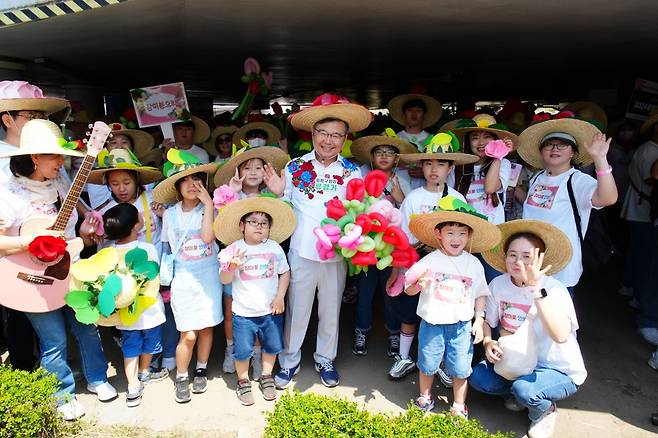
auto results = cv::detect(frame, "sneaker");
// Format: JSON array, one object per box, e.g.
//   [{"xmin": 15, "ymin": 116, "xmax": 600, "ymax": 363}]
[
  {"xmin": 223, "ymin": 345, "xmax": 236, "ymax": 373},
  {"xmin": 146, "ymin": 367, "xmax": 169, "ymax": 383},
  {"xmin": 450, "ymin": 404, "xmax": 469, "ymax": 420},
  {"xmin": 387, "ymin": 334, "xmax": 400, "ymax": 357},
  {"xmin": 138, "ymin": 371, "xmax": 151, "ymax": 385},
  {"xmin": 618, "ymin": 286, "xmax": 634, "ymax": 297},
  {"xmin": 251, "ymin": 352, "xmax": 263, "ymax": 381},
  {"xmin": 437, "ymin": 366, "xmax": 453, "ymax": 388},
  {"xmin": 414, "ymin": 394, "xmax": 434, "ymax": 413},
  {"xmin": 388, "ymin": 355, "xmax": 416, "ymax": 379},
  {"xmin": 639, "ymin": 327, "xmax": 658, "ymax": 346},
  {"xmin": 174, "ymin": 376, "xmax": 191, "ymax": 403},
  {"xmin": 259, "ymin": 374, "xmax": 277, "ymax": 401},
  {"xmin": 57, "ymin": 398, "xmax": 85, "ymax": 421},
  {"xmin": 648, "ymin": 351, "xmax": 658, "ymax": 371},
  {"xmin": 629, "ymin": 298, "xmax": 641, "ymax": 310},
  {"xmin": 191, "ymin": 368, "xmax": 208, "ymax": 394},
  {"xmin": 126, "ymin": 386, "xmax": 144, "ymax": 408},
  {"xmin": 314, "ymin": 360, "xmax": 340, "ymax": 387},
  {"xmin": 528, "ymin": 403, "xmax": 558, "ymax": 438},
  {"xmin": 274, "ymin": 362, "xmax": 301, "ymax": 389},
  {"xmin": 352, "ymin": 328, "xmax": 368, "ymax": 356},
  {"xmin": 236, "ymin": 379, "xmax": 255, "ymax": 406},
  {"xmin": 87, "ymin": 381, "xmax": 118, "ymax": 402},
  {"xmin": 504, "ymin": 396, "xmax": 526, "ymax": 412}
]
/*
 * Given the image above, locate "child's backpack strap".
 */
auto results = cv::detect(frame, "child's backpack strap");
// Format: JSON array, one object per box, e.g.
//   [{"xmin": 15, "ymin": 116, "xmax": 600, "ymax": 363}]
[{"xmin": 566, "ymin": 172, "xmax": 584, "ymax": 245}]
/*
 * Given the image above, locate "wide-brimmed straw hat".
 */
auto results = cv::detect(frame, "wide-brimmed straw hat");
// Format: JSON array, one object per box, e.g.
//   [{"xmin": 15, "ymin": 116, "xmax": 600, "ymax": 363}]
[
  {"xmin": 88, "ymin": 148, "xmax": 163, "ymax": 185},
  {"xmin": 0, "ymin": 81, "xmax": 69, "ymax": 115},
  {"xmin": 387, "ymin": 94, "xmax": 443, "ymax": 129},
  {"xmin": 518, "ymin": 116, "xmax": 601, "ymax": 169},
  {"xmin": 290, "ymin": 93, "xmax": 371, "ymax": 133},
  {"xmin": 564, "ymin": 101, "xmax": 608, "ymax": 130},
  {"xmin": 174, "ymin": 115, "xmax": 211, "ymax": 145},
  {"xmin": 214, "ymin": 195, "xmax": 296, "ymax": 244},
  {"xmin": 213, "ymin": 145, "xmax": 289, "ymax": 187},
  {"xmin": 482, "ymin": 219, "xmax": 572, "ymax": 276},
  {"xmin": 451, "ymin": 114, "xmax": 520, "ymax": 150},
  {"xmin": 152, "ymin": 148, "xmax": 218, "ymax": 204},
  {"xmin": 106, "ymin": 121, "xmax": 155, "ymax": 160},
  {"xmin": 409, "ymin": 195, "xmax": 501, "ymax": 253},
  {"xmin": 232, "ymin": 122, "xmax": 281, "ymax": 147},
  {"xmin": 350, "ymin": 128, "xmax": 418, "ymax": 164},
  {"xmin": 398, "ymin": 131, "xmax": 478, "ymax": 165},
  {"xmin": 0, "ymin": 119, "xmax": 84, "ymax": 158},
  {"xmin": 203, "ymin": 126, "xmax": 238, "ymax": 156}
]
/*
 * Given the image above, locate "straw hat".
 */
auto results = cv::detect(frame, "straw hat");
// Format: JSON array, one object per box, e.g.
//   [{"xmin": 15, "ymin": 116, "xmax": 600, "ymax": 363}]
[
  {"xmin": 518, "ymin": 118, "xmax": 601, "ymax": 169},
  {"xmin": 106, "ymin": 121, "xmax": 155, "ymax": 157},
  {"xmin": 290, "ymin": 93, "xmax": 371, "ymax": 133},
  {"xmin": 438, "ymin": 119, "xmax": 460, "ymax": 133},
  {"xmin": 88, "ymin": 148, "xmax": 163, "ymax": 185},
  {"xmin": 152, "ymin": 148, "xmax": 218, "ymax": 204},
  {"xmin": 409, "ymin": 196, "xmax": 501, "ymax": 253},
  {"xmin": 640, "ymin": 108, "xmax": 658, "ymax": 135},
  {"xmin": 0, "ymin": 119, "xmax": 84, "ymax": 158},
  {"xmin": 232, "ymin": 122, "xmax": 281, "ymax": 147},
  {"xmin": 451, "ymin": 114, "xmax": 520, "ymax": 150},
  {"xmin": 174, "ymin": 115, "xmax": 211, "ymax": 145},
  {"xmin": 213, "ymin": 145, "xmax": 289, "ymax": 187},
  {"xmin": 387, "ymin": 94, "xmax": 443, "ymax": 128},
  {"xmin": 214, "ymin": 195, "xmax": 297, "ymax": 245},
  {"xmin": 350, "ymin": 128, "xmax": 418, "ymax": 164},
  {"xmin": 564, "ymin": 101, "xmax": 608, "ymax": 130},
  {"xmin": 0, "ymin": 80, "xmax": 69, "ymax": 115},
  {"xmin": 481, "ymin": 219, "xmax": 572, "ymax": 276},
  {"xmin": 203, "ymin": 126, "xmax": 237, "ymax": 157},
  {"xmin": 398, "ymin": 132, "xmax": 478, "ymax": 165}
]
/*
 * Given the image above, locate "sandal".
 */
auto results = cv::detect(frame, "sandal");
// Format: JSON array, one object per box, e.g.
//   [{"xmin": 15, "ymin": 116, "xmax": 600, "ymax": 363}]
[
  {"xmin": 414, "ymin": 394, "xmax": 434, "ymax": 413},
  {"xmin": 236, "ymin": 379, "xmax": 254, "ymax": 406},
  {"xmin": 259, "ymin": 374, "xmax": 277, "ymax": 401}
]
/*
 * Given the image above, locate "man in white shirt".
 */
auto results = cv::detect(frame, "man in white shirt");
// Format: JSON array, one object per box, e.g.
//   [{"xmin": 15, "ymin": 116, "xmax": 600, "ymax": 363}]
[
  {"xmin": 161, "ymin": 115, "xmax": 211, "ymax": 164},
  {"xmin": 274, "ymin": 93, "xmax": 371, "ymax": 389}
]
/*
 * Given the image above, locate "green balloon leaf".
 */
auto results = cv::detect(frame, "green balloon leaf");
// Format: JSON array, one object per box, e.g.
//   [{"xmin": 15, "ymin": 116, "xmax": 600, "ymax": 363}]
[
  {"xmin": 97, "ymin": 289, "xmax": 116, "ymax": 317},
  {"xmin": 125, "ymin": 248, "xmax": 148, "ymax": 269},
  {"xmin": 74, "ymin": 306, "xmax": 100, "ymax": 325},
  {"xmin": 65, "ymin": 290, "xmax": 94, "ymax": 309},
  {"xmin": 103, "ymin": 274, "xmax": 122, "ymax": 297},
  {"xmin": 133, "ymin": 260, "xmax": 159, "ymax": 280}
]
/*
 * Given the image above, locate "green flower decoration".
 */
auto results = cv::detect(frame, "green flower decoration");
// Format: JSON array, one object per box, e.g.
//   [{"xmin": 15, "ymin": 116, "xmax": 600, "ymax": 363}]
[
  {"xmin": 425, "ymin": 132, "xmax": 461, "ymax": 153},
  {"xmin": 162, "ymin": 148, "xmax": 201, "ymax": 177},
  {"xmin": 437, "ymin": 195, "xmax": 488, "ymax": 220},
  {"xmin": 455, "ymin": 118, "xmax": 510, "ymax": 132},
  {"xmin": 96, "ymin": 148, "xmax": 143, "ymax": 169}
]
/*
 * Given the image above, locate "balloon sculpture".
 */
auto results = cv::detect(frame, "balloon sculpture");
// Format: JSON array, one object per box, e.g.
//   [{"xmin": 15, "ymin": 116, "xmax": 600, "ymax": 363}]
[
  {"xmin": 231, "ymin": 57, "xmax": 273, "ymax": 122},
  {"xmin": 314, "ymin": 170, "xmax": 419, "ymax": 276}
]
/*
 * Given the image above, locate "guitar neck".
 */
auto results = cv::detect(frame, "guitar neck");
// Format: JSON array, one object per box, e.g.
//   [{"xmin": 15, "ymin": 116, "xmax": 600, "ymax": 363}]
[{"xmin": 52, "ymin": 155, "xmax": 96, "ymax": 231}]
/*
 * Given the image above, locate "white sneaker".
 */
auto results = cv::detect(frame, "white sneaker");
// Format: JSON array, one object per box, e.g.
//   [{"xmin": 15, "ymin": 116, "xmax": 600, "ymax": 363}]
[
  {"xmin": 648, "ymin": 351, "xmax": 658, "ymax": 371},
  {"xmin": 528, "ymin": 403, "xmax": 558, "ymax": 438},
  {"xmin": 504, "ymin": 397, "xmax": 526, "ymax": 412},
  {"xmin": 223, "ymin": 345, "xmax": 236, "ymax": 374},
  {"xmin": 162, "ymin": 356, "xmax": 176, "ymax": 371},
  {"xmin": 639, "ymin": 328, "xmax": 658, "ymax": 346},
  {"xmin": 629, "ymin": 298, "xmax": 640, "ymax": 310},
  {"xmin": 87, "ymin": 381, "xmax": 118, "ymax": 402},
  {"xmin": 251, "ymin": 351, "xmax": 262, "ymax": 381},
  {"xmin": 618, "ymin": 286, "xmax": 633, "ymax": 297},
  {"xmin": 57, "ymin": 398, "xmax": 85, "ymax": 421}
]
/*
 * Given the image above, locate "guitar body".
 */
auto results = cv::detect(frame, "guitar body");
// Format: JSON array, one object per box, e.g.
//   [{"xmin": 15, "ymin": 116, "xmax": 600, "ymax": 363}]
[{"xmin": 0, "ymin": 215, "xmax": 84, "ymax": 313}]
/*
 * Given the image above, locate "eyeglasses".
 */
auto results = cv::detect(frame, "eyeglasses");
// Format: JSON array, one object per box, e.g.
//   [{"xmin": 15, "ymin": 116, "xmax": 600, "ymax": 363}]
[
  {"xmin": 245, "ymin": 219, "xmax": 270, "ymax": 228},
  {"xmin": 313, "ymin": 128, "xmax": 346, "ymax": 143},
  {"xmin": 373, "ymin": 150, "xmax": 397, "ymax": 158},
  {"xmin": 540, "ymin": 142, "xmax": 572, "ymax": 151},
  {"xmin": 15, "ymin": 111, "xmax": 47, "ymax": 121}
]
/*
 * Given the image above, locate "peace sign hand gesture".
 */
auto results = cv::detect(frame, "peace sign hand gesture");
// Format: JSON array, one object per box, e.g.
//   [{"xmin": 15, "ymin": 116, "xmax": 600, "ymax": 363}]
[
  {"xmin": 229, "ymin": 168, "xmax": 246, "ymax": 193},
  {"xmin": 516, "ymin": 247, "xmax": 552, "ymax": 288}
]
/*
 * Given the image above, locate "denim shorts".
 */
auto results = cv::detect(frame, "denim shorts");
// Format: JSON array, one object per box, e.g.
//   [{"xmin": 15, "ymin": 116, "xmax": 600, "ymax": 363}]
[
  {"xmin": 232, "ymin": 313, "xmax": 284, "ymax": 361},
  {"xmin": 417, "ymin": 319, "xmax": 473, "ymax": 379},
  {"xmin": 120, "ymin": 325, "xmax": 163, "ymax": 358},
  {"xmin": 390, "ymin": 292, "xmax": 420, "ymax": 325}
]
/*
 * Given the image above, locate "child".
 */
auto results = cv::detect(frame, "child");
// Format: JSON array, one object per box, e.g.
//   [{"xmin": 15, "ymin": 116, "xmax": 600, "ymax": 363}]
[
  {"xmin": 404, "ymin": 195, "xmax": 501, "ymax": 418},
  {"xmin": 384, "ymin": 133, "xmax": 477, "ymax": 380},
  {"xmin": 103, "ymin": 203, "xmax": 167, "ymax": 407},
  {"xmin": 153, "ymin": 149, "xmax": 222, "ymax": 404},
  {"xmin": 216, "ymin": 196, "xmax": 296, "ymax": 405},
  {"xmin": 348, "ymin": 130, "xmax": 417, "ymax": 356},
  {"xmin": 213, "ymin": 145, "xmax": 288, "ymax": 376}
]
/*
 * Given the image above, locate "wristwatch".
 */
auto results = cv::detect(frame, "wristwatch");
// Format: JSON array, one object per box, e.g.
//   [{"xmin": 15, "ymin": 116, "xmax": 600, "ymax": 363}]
[
  {"xmin": 475, "ymin": 310, "xmax": 486, "ymax": 319},
  {"xmin": 533, "ymin": 288, "xmax": 548, "ymax": 299}
]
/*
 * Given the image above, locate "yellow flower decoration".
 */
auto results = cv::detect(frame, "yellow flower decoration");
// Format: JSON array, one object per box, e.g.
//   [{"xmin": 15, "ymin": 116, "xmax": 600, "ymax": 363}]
[{"xmin": 71, "ymin": 247, "xmax": 119, "ymax": 282}]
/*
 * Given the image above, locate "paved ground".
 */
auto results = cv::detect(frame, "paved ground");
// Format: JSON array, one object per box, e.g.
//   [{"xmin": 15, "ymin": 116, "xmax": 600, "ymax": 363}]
[{"xmin": 11, "ymin": 258, "xmax": 658, "ymax": 437}]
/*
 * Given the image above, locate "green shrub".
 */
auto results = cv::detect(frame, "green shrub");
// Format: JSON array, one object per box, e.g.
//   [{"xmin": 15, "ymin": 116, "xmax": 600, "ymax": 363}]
[
  {"xmin": 264, "ymin": 391, "xmax": 511, "ymax": 438},
  {"xmin": 0, "ymin": 366, "xmax": 61, "ymax": 438}
]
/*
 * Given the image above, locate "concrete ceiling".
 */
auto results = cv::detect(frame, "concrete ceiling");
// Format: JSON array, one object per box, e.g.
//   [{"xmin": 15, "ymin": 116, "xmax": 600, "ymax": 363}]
[{"xmin": 0, "ymin": 0, "xmax": 657, "ymax": 109}]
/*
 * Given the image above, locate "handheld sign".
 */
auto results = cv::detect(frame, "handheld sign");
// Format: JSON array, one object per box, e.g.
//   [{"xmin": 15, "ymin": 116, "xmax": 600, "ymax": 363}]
[{"xmin": 130, "ymin": 82, "xmax": 190, "ymax": 140}]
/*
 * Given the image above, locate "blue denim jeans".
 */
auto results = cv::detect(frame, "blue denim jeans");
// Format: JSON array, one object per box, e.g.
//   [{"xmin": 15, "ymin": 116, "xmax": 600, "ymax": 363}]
[
  {"xmin": 25, "ymin": 306, "xmax": 109, "ymax": 403},
  {"xmin": 470, "ymin": 360, "xmax": 578, "ymax": 421},
  {"xmin": 355, "ymin": 268, "xmax": 399, "ymax": 333},
  {"xmin": 628, "ymin": 221, "xmax": 658, "ymax": 328}
]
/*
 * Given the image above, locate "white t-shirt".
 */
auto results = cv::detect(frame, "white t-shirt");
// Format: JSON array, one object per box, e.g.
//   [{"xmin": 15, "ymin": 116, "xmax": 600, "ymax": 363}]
[
  {"xmin": 400, "ymin": 186, "xmax": 466, "ymax": 245},
  {"xmin": 184, "ymin": 145, "xmax": 210, "ymax": 164},
  {"xmin": 114, "ymin": 240, "xmax": 166, "ymax": 331},
  {"xmin": 465, "ymin": 160, "xmax": 512, "ymax": 224},
  {"xmin": 486, "ymin": 274, "xmax": 587, "ymax": 385},
  {"xmin": 621, "ymin": 140, "xmax": 658, "ymax": 223},
  {"xmin": 411, "ymin": 249, "xmax": 490, "ymax": 324},
  {"xmin": 228, "ymin": 239, "xmax": 289, "ymax": 317},
  {"xmin": 397, "ymin": 130, "xmax": 430, "ymax": 152},
  {"xmin": 523, "ymin": 169, "xmax": 597, "ymax": 287}
]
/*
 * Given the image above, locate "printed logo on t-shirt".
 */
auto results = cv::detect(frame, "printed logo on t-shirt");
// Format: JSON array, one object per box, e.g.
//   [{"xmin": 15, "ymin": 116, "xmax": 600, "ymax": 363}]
[
  {"xmin": 526, "ymin": 184, "xmax": 559, "ymax": 209},
  {"xmin": 467, "ymin": 178, "xmax": 496, "ymax": 216},
  {"xmin": 180, "ymin": 232, "xmax": 212, "ymax": 260},
  {"xmin": 429, "ymin": 272, "xmax": 473, "ymax": 304},
  {"xmin": 239, "ymin": 253, "xmax": 276, "ymax": 281},
  {"xmin": 419, "ymin": 203, "xmax": 436, "ymax": 214},
  {"xmin": 499, "ymin": 300, "xmax": 531, "ymax": 333}
]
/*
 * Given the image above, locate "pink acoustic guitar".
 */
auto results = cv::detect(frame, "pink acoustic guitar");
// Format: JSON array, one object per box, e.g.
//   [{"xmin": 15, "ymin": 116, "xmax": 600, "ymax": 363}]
[{"xmin": 0, "ymin": 122, "xmax": 111, "ymax": 313}]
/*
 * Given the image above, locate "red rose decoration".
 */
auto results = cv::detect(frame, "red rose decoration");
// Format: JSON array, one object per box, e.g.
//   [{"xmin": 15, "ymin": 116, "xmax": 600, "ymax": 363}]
[{"xmin": 28, "ymin": 235, "xmax": 68, "ymax": 262}]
